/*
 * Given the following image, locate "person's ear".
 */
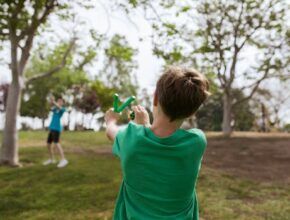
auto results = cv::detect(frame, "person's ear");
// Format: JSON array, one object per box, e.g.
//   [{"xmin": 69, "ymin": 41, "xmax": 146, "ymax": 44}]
[{"xmin": 153, "ymin": 91, "xmax": 158, "ymax": 106}]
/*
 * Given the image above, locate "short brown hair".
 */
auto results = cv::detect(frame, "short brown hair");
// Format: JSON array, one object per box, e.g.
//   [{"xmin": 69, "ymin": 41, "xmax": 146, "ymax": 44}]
[{"xmin": 156, "ymin": 67, "xmax": 210, "ymax": 121}]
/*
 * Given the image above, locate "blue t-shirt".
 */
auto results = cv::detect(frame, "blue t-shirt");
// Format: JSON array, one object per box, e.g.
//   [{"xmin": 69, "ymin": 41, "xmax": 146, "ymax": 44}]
[
  {"xmin": 112, "ymin": 122, "xmax": 207, "ymax": 220},
  {"xmin": 49, "ymin": 107, "xmax": 66, "ymax": 132}
]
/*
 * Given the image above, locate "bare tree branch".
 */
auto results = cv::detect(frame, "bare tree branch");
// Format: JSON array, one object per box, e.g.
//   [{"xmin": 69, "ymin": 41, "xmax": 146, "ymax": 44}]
[
  {"xmin": 18, "ymin": 0, "xmax": 58, "ymax": 74},
  {"xmin": 233, "ymin": 62, "xmax": 271, "ymax": 108},
  {"xmin": 97, "ymin": 0, "xmax": 112, "ymax": 34},
  {"xmin": 205, "ymin": 16, "xmax": 227, "ymax": 88},
  {"xmin": 240, "ymin": 73, "xmax": 290, "ymax": 91},
  {"xmin": 148, "ymin": 3, "xmax": 164, "ymax": 24},
  {"xmin": 19, "ymin": 34, "xmax": 34, "ymax": 75},
  {"xmin": 239, "ymin": 76, "xmax": 265, "ymax": 91},
  {"xmin": 214, "ymin": 7, "xmax": 227, "ymax": 88},
  {"xmin": 238, "ymin": 0, "xmax": 275, "ymax": 51},
  {"xmin": 228, "ymin": 1, "xmax": 245, "ymax": 85},
  {"xmin": 238, "ymin": 23, "xmax": 262, "ymax": 50},
  {"xmin": 26, "ymin": 38, "xmax": 76, "ymax": 84}
]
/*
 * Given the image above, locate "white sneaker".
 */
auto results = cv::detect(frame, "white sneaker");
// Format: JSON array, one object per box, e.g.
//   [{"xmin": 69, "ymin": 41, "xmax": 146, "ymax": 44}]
[
  {"xmin": 43, "ymin": 159, "xmax": 56, "ymax": 166},
  {"xmin": 57, "ymin": 159, "xmax": 68, "ymax": 168}
]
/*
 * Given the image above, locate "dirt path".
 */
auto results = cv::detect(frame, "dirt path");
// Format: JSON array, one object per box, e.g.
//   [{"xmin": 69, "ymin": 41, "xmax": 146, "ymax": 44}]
[
  {"xmin": 65, "ymin": 137, "xmax": 290, "ymax": 183},
  {"xmin": 66, "ymin": 146, "xmax": 113, "ymax": 155},
  {"xmin": 204, "ymin": 137, "xmax": 290, "ymax": 183}
]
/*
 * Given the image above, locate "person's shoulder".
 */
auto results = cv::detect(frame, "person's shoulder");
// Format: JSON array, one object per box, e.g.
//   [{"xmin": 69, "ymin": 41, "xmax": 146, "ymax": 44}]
[
  {"xmin": 188, "ymin": 128, "xmax": 206, "ymax": 138},
  {"xmin": 186, "ymin": 128, "xmax": 207, "ymax": 148},
  {"xmin": 116, "ymin": 122, "xmax": 144, "ymax": 141},
  {"xmin": 118, "ymin": 122, "xmax": 146, "ymax": 138},
  {"xmin": 126, "ymin": 121, "xmax": 145, "ymax": 133}
]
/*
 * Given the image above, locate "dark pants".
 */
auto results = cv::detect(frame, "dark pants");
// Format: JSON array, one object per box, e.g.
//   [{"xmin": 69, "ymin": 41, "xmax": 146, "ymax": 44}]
[{"xmin": 47, "ymin": 130, "xmax": 61, "ymax": 144}]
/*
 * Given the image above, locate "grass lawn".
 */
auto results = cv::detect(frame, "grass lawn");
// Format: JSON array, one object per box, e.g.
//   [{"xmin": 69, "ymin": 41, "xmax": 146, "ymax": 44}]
[
  {"xmin": 0, "ymin": 131, "xmax": 289, "ymax": 220},
  {"xmin": 16, "ymin": 130, "xmax": 111, "ymax": 148}
]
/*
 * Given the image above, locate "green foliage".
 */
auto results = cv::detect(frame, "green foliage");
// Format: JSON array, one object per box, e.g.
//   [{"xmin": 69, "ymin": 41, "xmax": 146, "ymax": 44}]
[
  {"xmin": 195, "ymin": 44, "xmax": 216, "ymax": 53},
  {"xmin": 105, "ymin": 38, "xmax": 134, "ymax": 62},
  {"xmin": 91, "ymin": 80, "xmax": 116, "ymax": 113},
  {"xmin": 74, "ymin": 88, "xmax": 99, "ymax": 114},
  {"xmin": 21, "ymin": 42, "xmax": 90, "ymax": 119},
  {"xmin": 91, "ymin": 79, "xmax": 136, "ymax": 124},
  {"xmin": 196, "ymin": 89, "xmax": 255, "ymax": 131},
  {"xmin": 125, "ymin": 0, "xmax": 289, "ymax": 133},
  {"xmin": 163, "ymin": 23, "xmax": 178, "ymax": 36},
  {"xmin": 283, "ymin": 124, "xmax": 290, "ymax": 133},
  {"xmin": 193, "ymin": 0, "xmax": 289, "ymax": 80},
  {"xmin": 0, "ymin": 0, "xmax": 67, "ymax": 41},
  {"xmin": 20, "ymin": 81, "xmax": 50, "ymax": 120},
  {"xmin": 102, "ymin": 34, "xmax": 138, "ymax": 97},
  {"xmin": 232, "ymin": 90, "xmax": 256, "ymax": 131},
  {"xmin": 129, "ymin": 0, "xmax": 138, "ymax": 7},
  {"xmin": 196, "ymin": 93, "xmax": 223, "ymax": 131},
  {"xmin": 77, "ymin": 49, "xmax": 97, "ymax": 70},
  {"xmin": 205, "ymin": 71, "xmax": 219, "ymax": 94},
  {"xmin": 153, "ymin": 45, "xmax": 184, "ymax": 65},
  {"xmin": 180, "ymin": 6, "xmax": 191, "ymax": 13}
]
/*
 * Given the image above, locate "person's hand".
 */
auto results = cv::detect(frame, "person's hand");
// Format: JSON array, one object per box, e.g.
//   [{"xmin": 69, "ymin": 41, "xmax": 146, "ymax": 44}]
[
  {"xmin": 132, "ymin": 105, "xmax": 150, "ymax": 127},
  {"xmin": 50, "ymin": 95, "xmax": 55, "ymax": 103},
  {"xmin": 105, "ymin": 108, "xmax": 120, "ymax": 141},
  {"xmin": 105, "ymin": 108, "xmax": 120, "ymax": 125}
]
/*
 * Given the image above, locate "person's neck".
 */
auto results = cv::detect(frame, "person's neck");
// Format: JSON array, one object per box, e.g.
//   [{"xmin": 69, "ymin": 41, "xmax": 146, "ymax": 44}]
[{"xmin": 150, "ymin": 115, "xmax": 183, "ymax": 138}]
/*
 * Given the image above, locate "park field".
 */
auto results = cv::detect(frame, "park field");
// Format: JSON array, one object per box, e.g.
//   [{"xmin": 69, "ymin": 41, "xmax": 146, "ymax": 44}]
[{"xmin": 0, "ymin": 131, "xmax": 290, "ymax": 220}]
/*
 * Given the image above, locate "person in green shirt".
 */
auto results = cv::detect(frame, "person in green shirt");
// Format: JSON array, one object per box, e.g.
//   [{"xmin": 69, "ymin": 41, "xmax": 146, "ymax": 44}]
[{"xmin": 105, "ymin": 67, "xmax": 210, "ymax": 220}]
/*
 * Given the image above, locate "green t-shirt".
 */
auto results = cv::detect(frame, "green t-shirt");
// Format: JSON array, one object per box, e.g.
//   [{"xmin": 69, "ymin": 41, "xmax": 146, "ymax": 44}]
[{"xmin": 112, "ymin": 122, "xmax": 207, "ymax": 220}]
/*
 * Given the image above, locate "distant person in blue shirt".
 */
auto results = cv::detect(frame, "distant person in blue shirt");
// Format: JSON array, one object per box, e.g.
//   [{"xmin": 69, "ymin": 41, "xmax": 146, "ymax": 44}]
[{"xmin": 43, "ymin": 96, "xmax": 68, "ymax": 168}]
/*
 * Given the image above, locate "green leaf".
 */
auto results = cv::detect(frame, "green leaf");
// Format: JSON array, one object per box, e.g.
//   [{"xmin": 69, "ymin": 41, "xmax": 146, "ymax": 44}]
[
  {"xmin": 129, "ymin": 0, "xmax": 138, "ymax": 7},
  {"xmin": 180, "ymin": 6, "xmax": 191, "ymax": 13}
]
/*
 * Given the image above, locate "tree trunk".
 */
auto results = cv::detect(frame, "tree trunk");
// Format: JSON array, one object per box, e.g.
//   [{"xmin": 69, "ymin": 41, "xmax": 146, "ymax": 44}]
[
  {"xmin": 261, "ymin": 104, "xmax": 266, "ymax": 132},
  {"xmin": 0, "ymin": 32, "xmax": 24, "ymax": 166},
  {"xmin": 0, "ymin": 81, "xmax": 22, "ymax": 166},
  {"xmin": 42, "ymin": 118, "xmax": 46, "ymax": 130},
  {"xmin": 222, "ymin": 92, "xmax": 233, "ymax": 137}
]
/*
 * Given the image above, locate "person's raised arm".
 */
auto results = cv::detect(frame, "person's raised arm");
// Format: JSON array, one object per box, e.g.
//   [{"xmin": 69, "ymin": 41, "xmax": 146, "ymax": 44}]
[
  {"xmin": 50, "ymin": 95, "xmax": 61, "ymax": 109},
  {"xmin": 105, "ymin": 108, "xmax": 121, "ymax": 141}
]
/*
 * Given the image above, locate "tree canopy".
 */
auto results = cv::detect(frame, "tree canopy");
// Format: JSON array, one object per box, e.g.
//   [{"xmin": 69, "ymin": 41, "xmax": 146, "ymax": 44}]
[{"xmin": 122, "ymin": 0, "xmax": 290, "ymax": 135}]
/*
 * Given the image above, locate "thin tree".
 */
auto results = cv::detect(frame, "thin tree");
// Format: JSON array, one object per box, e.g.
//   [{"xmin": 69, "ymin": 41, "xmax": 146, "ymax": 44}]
[
  {"xmin": 124, "ymin": 0, "xmax": 290, "ymax": 136},
  {"xmin": 0, "ymin": 1, "xmax": 75, "ymax": 166},
  {"xmin": 193, "ymin": 0, "xmax": 289, "ymax": 136}
]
